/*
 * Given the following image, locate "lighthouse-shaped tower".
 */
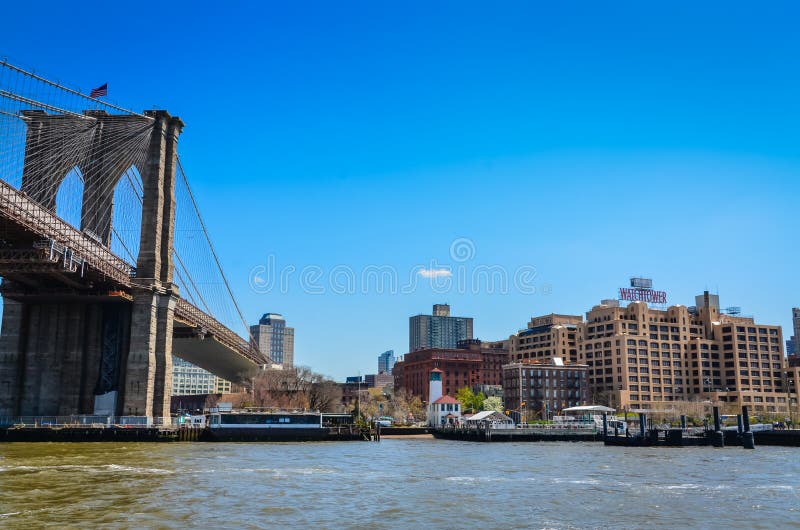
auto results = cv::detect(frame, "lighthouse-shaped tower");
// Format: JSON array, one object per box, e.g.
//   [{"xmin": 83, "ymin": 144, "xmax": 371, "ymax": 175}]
[
  {"xmin": 427, "ymin": 368, "xmax": 461, "ymax": 427},
  {"xmin": 429, "ymin": 368, "xmax": 443, "ymax": 404}
]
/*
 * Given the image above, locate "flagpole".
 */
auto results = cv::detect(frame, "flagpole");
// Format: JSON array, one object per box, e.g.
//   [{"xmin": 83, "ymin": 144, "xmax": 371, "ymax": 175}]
[{"xmin": 0, "ymin": 59, "xmax": 152, "ymax": 119}]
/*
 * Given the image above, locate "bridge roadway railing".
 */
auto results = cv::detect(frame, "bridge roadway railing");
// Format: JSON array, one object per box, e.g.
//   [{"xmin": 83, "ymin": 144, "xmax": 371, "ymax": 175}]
[
  {"xmin": 0, "ymin": 179, "xmax": 134, "ymax": 285},
  {"xmin": 174, "ymin": 298, "xmax": 266, "ymax": 365},
  {"xmin": 0, "ymin": 180, "xmax": 265, "ymax": 366}
]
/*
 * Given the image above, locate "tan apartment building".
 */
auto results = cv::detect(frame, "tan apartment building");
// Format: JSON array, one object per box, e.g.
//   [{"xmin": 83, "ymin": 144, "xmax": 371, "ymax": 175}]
[
  {"xmin": 509, "ymin": 314, "xmax": 582, "ymax": 363},
  {"xmin": 576, "ymin": 291, "xmax": 793, "ymax": 417}
]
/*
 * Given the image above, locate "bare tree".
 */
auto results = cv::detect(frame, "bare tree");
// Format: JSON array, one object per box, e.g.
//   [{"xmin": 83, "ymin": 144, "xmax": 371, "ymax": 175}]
[
  {"xmin": 203, "ymin": 393, "xmax": 220, "ymax": 411},
  {"xmin": 249, "ymin": 366, "xmax": 341, "ymax": 412}
]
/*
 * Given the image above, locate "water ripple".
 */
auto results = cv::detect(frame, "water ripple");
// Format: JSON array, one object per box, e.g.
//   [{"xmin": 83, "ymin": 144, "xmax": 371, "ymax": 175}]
[{"xmin": 0, "ymin": 440, "xmax": 798, "ymax": 528}]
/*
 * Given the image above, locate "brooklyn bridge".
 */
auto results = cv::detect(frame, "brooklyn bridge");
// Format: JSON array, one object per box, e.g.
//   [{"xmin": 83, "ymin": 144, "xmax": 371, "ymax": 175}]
[{"xmin": 0, "ymin": 60, "xmax": 268, "ymax": 419}]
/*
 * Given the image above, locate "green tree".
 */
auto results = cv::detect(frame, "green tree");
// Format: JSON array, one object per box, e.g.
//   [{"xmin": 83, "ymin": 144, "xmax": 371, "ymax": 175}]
[
  {"xmin": 483, "ymin": 396, "xmax": 503, "ymax": 413},
  {"xmin": 456, "ymin": 387, "xmax": 475, "ymax": 413},
  {"xmin": 456, "ymin": 387, "xmax": 486, "ymax": 413}
]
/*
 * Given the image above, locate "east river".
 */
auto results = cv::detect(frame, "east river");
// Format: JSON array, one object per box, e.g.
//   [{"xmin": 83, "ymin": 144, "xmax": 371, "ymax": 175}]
[{"xmin": 1, "ymin": 439, "xmax": 798, "ymax": 529}]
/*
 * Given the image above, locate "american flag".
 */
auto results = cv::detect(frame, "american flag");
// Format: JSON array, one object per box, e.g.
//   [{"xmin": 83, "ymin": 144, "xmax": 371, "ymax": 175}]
[{"xmin": 90, "ymin": 83, "xmax": 107, "ymax": 98}]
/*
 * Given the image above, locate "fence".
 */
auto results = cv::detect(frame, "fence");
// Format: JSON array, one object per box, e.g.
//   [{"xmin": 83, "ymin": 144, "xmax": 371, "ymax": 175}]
[{"xmin": 0, "ymin": 415, "xmax": 177, "ymax": 428}]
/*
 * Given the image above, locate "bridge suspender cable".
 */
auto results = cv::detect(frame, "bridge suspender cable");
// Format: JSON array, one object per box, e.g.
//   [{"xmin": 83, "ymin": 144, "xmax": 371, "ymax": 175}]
[{"xmin": 176, "ymin": 157, "xmax": 259, "ymax": 349}]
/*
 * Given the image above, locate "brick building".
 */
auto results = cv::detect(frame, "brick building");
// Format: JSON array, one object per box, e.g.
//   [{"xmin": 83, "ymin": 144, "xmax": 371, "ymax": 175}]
[
  {"xmin": 502, "ymin": 358, "xmax": 588, "ymax": 419},
  {"xmin": 393, "ymin": 339, "xmax": 509, "ymax": 402}
]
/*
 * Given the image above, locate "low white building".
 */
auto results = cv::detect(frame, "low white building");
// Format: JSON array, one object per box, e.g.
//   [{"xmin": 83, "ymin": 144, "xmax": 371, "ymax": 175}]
[
  {"xmin": 426, "ymin": 367, "xmax": 463, "ymax": 426},
  {"xmin": 429, "ymin": 395, "xmax": 462, "ymax": 427}
]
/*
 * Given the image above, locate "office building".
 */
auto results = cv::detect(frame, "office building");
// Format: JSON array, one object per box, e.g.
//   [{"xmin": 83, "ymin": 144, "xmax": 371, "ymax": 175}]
[
  {"xmin": 409, "ymin": 304, "xmax": 473, "ymax": 351},
  {"xmin": 378, "ymin": 350, "xmax": 396, "ymax": 374},
  {"xmin": 250, "ymin": 313, "xmax": 295, "ymax": 369},
  {"xmin": 172, "ymin": 356, "xmax": 231, "ymax": 396}
]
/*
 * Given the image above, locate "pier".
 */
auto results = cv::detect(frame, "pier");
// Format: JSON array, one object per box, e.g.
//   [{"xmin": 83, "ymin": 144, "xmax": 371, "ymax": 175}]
[
  {"xmin": 433, "ymin": 423, "xmax": 602, "ymax": 442},
  {"xmin": 0, "ymin": 414, "xmax": 370, "ymax": 443}
]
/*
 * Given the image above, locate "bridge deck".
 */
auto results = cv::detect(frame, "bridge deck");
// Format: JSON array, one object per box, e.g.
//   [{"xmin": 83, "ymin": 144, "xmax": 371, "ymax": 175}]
[{"xmin": 0, "ymin": 179, "xmax": 264, "ymax": 373}]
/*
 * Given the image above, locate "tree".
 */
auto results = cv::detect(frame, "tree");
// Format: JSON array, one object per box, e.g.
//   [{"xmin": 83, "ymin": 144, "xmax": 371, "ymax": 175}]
[
  {"xmin": 456, "ymin": 387, "xmax": 486, "ymax": 414},
  {"xmin": 483, "ymin": 396, "xmax": 503, "ymax": 413},
  {"xmin": 456, "ymin": 387, "xmax": 475, "ymax": 413},
  {"xmin": 249, "ymin": 365, "xmax": 342, "ymax": 412},
  {"xmin": 308, "ymin": 378, "xmax": 342, "ymax": 412},
  {"xmin": 389, "ymin": 387, "xmax": 426, "ymax": 424}
]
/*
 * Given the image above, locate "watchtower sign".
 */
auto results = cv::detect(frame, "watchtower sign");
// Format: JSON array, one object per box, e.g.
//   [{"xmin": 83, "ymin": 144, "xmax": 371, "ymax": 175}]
[{"xmin": 619, "ymin": 277, "xmax": 667, "ymax": 305}]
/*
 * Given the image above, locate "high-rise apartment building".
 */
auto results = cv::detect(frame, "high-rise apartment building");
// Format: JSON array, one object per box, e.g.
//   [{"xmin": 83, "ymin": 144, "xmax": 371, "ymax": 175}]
[
  {"xmin": 172, "ymin": 356, "xmax": 231, "ymax": 396},
  {"xmin": 409, "ymin": 304, "xmax": 473, "ymax": 352},
  {"xmin": 509, "ymin": 314, "xmax": 582, "ymax": 363},
  {"xmin": 250, "ymin": 313, "xmax": 295, "ymax": 369},
  {"xmin": 378, "ymin": 350, "xmax": 396, "ymax": 374}
]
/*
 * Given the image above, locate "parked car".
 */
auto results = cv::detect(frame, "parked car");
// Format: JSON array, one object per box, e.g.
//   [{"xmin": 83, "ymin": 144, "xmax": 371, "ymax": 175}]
[{"xmin": 375, "ymin": 416, "xmax": 393, "ymax": 427}]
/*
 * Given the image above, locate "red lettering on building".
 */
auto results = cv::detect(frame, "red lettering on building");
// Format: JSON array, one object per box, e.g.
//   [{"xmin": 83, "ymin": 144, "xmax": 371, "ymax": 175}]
[{"xmin": 619, "ymin": 287, "xmax": 667, "ymax": 305}]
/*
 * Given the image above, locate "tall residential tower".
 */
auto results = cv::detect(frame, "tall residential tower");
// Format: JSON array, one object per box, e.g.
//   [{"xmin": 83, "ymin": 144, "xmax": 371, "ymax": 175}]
[{"xmin": 409, "ymin": 304, "xmax": 473, "ymax": 352}]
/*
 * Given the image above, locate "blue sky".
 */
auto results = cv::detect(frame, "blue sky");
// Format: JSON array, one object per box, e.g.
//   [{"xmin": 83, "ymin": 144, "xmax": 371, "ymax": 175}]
[{"xmin": 3, "ymin": 2, "xmax": 799, "ymax": 380}]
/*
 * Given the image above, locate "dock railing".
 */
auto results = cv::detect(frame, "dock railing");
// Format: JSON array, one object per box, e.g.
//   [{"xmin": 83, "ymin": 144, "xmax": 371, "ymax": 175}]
[{"xmin": 0, "ymin": 415, "xmax": 178, "ymax": 428}]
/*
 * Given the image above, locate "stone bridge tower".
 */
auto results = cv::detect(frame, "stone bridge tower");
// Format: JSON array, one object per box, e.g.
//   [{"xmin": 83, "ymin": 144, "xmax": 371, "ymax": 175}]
[{"xmin": 0, "ymin": 110, "xmax": 183, "ymax": 420}]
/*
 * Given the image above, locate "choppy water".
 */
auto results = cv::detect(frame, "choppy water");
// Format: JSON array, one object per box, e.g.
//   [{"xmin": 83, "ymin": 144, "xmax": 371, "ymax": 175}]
[{"xmin": 1, "ymin": 439, "xmax": 798, "ymax": 529}]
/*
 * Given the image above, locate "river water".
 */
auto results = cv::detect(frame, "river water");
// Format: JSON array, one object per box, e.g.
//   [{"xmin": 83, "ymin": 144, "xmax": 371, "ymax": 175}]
[{"xmin": 0, "ymin": 439, "xmax": 798, "ymax": 529}]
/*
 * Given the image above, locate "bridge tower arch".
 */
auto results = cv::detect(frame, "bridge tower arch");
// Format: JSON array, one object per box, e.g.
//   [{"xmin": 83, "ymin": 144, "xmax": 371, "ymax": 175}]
[
  {"xmin": 123, "ymin": 110, "xmax": 183, "ymax": 418},
  {"xmin": 0, "ymin": 109, "xmax": 183, "ymax": 420}
]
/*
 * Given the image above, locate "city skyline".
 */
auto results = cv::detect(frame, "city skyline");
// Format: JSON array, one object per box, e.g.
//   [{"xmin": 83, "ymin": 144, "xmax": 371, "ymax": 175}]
[{"xmin": 1, "ymin": 2, "xmax": 798, "ymax": 380}]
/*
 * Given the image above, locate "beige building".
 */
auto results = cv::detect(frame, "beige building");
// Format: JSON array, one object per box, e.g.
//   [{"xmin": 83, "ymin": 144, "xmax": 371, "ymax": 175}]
[
  {"xmin": 510, "ymin": 314, "xmax": 581, "ymax": 363},
  {"xmin": 577, "ymin": 291, "xmax": 792, "ymax": 417},
  {"xmin": 172, "ymin": 356, "xmax": 232, "ymax": 396},
  {"xmin": 509, "ymin": 289, "xmax": 797, "ymax": 419}
]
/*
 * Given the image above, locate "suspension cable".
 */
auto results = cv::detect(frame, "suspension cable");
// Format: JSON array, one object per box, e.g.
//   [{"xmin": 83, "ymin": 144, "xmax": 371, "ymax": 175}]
[{"xmin": 176, "ymin": 157, "xmax": 258, "ymax": 348}]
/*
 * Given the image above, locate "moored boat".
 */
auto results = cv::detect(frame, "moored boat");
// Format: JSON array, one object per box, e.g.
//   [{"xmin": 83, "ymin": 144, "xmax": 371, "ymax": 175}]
[{"xmin": 200, "ymin": 410, "xmax": 360, "ymax": 442}]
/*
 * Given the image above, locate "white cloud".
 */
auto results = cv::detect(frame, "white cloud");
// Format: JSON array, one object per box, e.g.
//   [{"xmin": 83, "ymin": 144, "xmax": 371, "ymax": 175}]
[{"xmin": 418, "ymin": 267, "xmax": 452, "ymax": 279}]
